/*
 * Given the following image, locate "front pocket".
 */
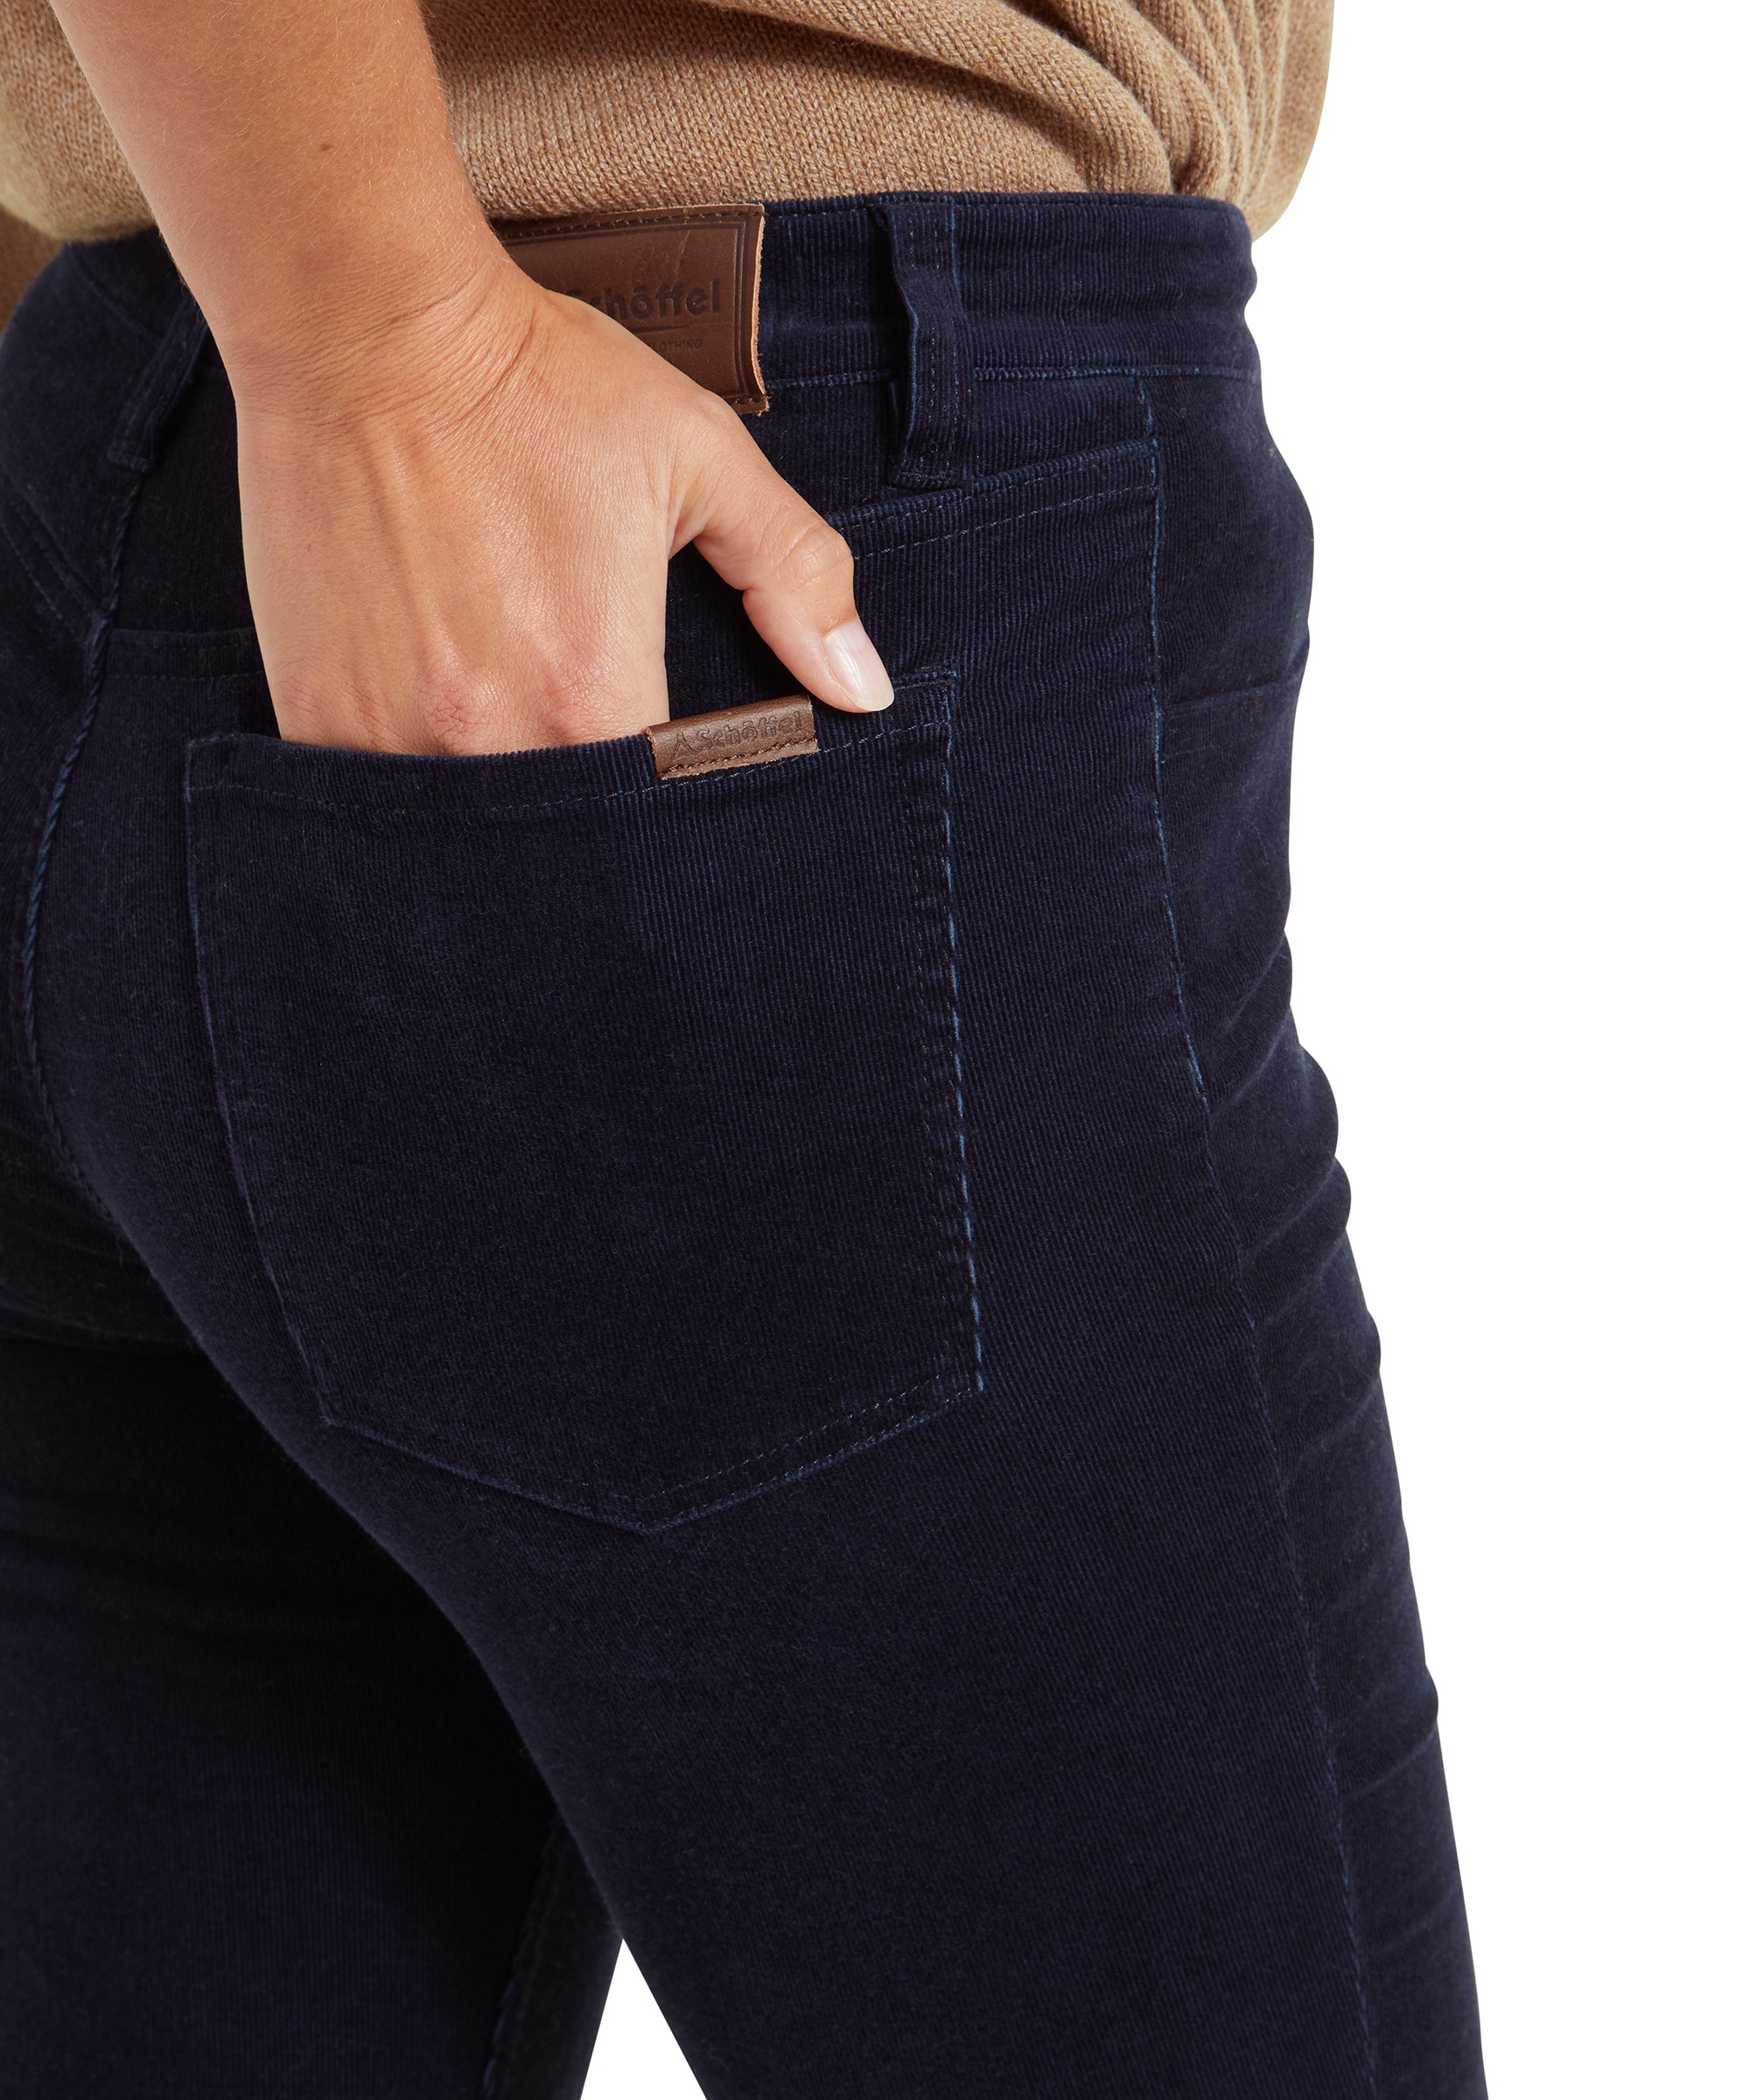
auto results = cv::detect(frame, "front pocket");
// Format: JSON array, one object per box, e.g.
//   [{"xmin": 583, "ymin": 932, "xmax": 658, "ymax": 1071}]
[{"xmin": 185, "ymin": 680, "xmax": 978, "ymax": 1530}]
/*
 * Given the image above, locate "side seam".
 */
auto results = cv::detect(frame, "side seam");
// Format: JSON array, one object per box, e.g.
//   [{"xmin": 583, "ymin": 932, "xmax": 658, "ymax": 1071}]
[
  {"xmin": 18, "ymin": 292, "xmax": 208, "ymax": 1227},
  {"xmin": 1138, "ymin": 374, "xmax": 1381, "ymax": 2092},
  {"xmin": 479, "ymin": 1815, "xmax": 604, "ymax": 2100}
]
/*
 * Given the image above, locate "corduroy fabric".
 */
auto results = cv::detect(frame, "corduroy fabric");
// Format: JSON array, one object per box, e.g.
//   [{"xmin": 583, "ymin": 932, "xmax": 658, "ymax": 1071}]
[{"xmin": 0, "ymin": 196, "xmax": 1484, "ymax": 2096}]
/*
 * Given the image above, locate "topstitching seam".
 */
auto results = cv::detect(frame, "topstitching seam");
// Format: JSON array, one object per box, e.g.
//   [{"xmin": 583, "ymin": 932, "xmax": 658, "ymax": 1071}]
[
  {"xmin": 193, "ymin": 677, "xmax": 976, "ymax": 1530},
  {"xmin": 938, "ymin": 678, "xmax": 984, "ymax": 1388},
  {"xmin": 328, "ymin": 1381, "xmax": 967, "ymax": 1532},
  {"xmin": 770, "ymin": 362, "xmax": 1255, "ymax": 391},
  {"xmin": 19, "ymin": 290, "xmax": 210, "ymax": 1228},
  {"xmin": 478, "ymin": 1814, "xmax": 573, "ymax": 2100},
  {"xmin": 20, "ymin": 545, "xmax": 130, "ymax": 1225},
  {"xmin": 851, "ymin": 479, "xmax": 1152, "ymax": 561},
  {"xmin": 1138, "ymin": 374, "xmax": 1380, "ymax": 2090},
  {"xmin": 835, "ymin": 435, "xmax": 1151, "ymax": 528},
  {"xmin": 0, "ymin": 466, "xmax": 99, "ymax": 635}
]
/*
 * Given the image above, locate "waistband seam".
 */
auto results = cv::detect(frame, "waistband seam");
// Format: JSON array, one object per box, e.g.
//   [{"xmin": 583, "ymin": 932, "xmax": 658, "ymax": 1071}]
[
  {"xmin": 766, "ymin": 360, "xmax": 1258, "ymax": 391},
  {"xmin": 757, "ymin": 189, "xmax": 1246, "ymax": 226}
]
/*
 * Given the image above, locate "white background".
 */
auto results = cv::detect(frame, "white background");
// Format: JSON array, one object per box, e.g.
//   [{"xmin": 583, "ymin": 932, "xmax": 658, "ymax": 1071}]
[{"xmin": 584, "ymin": 3, "xmax": 1750, "ymax": 2090}]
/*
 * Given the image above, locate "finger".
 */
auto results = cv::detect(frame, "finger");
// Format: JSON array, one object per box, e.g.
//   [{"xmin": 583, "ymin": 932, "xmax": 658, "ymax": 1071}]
[{"xmin": 680, "ymin": 406, "xmax": 892, "ymax": 714}]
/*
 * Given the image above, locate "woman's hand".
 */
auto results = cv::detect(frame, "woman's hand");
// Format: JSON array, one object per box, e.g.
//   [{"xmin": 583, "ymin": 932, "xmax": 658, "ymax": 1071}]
[
  {"xmin": 234, "ymin": 256, "xmax": 892, "ymax": 755},
  {"xmin": 44, "ymin": 0, "xmax": 890, "ymax": 756}
]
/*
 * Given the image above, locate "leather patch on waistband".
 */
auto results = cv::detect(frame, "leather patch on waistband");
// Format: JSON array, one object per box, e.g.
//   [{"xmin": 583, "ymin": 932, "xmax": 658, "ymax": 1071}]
[
  {"xmin": 499, "ymin": 204, "xmax": 767, "ymax": 414},
  {"xmin": 647, "ymin": 696, "xmax": 817, "ymax": 780}
]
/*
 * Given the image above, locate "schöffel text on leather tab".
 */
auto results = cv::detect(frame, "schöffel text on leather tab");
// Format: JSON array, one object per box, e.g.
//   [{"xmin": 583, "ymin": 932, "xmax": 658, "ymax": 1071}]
[
  {"xmin": 498, "ymin": 204, "xmax": 766, "ymax": 413},
  {"xmin": 647, "ymin": 697, "xmax": 818, "ymax": 781}
]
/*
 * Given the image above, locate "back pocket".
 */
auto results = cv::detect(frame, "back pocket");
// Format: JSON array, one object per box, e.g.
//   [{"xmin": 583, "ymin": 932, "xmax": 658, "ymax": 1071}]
[{"xmin": 185, "ymin": 679, "xmax": 978, "ymax": 1530}]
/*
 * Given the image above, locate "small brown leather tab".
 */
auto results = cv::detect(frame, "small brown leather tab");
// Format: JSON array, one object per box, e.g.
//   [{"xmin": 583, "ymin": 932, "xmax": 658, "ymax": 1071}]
[
  {"xmin": 647, "ymin": 696, "xmax": 818, "ymax": 780},
  {"xmin": 499, "ymin": 204, "xmax": 767, "ymax": 413}
]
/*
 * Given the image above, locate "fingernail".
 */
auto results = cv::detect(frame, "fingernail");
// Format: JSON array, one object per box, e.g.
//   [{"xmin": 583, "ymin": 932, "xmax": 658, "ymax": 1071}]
[{"xmin": 822, "ymin": 617, "xmax": 893, "ymax": 711}]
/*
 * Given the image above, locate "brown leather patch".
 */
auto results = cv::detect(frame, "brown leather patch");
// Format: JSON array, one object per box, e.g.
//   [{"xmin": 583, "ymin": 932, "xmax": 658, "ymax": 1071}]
[
  {"xmin": 499, "ymin": 204, "xmax": 766, "ymax": 413},
  {"xmin": 647, "ymin": 696, "xmax": 818, "ymax": 780}
]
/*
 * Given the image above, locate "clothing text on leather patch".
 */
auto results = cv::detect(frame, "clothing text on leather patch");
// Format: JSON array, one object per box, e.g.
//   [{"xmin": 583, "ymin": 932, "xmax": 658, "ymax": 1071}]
[
  {"xmin": 499, "ymin": 204, "xmax": 766, "ymax": 413},
  {"xmin": 647, "ymin": 697, "xmax": 818, "ymax": 780}
]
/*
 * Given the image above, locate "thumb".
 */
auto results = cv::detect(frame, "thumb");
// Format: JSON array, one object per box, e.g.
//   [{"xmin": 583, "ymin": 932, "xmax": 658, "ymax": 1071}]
[{"xmin": 679, "ymin": 407, "xmax": 893, "ymax": 715}]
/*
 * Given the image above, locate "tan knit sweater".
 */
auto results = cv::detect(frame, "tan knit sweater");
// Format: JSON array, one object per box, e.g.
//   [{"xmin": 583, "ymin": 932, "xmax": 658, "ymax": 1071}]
[{"xmin": 0, "ymin": 0, "xmax": 1331, "ymax": 320}]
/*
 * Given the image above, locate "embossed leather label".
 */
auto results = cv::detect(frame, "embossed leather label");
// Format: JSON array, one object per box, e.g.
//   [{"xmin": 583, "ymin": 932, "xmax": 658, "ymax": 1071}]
[
  {"xmin": 499, "ymin": 204, "xmax": 767, "ymax": 413},
  {"xmin": 647, "ymin": 696, "xmax": 818, "ymax": 780}
]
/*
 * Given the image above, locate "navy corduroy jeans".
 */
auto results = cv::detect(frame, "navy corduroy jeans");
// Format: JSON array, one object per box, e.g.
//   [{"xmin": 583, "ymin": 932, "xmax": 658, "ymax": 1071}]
[{"xmin": 0, "ymin": 196, "xmax": 1486, "ymax": 2097}]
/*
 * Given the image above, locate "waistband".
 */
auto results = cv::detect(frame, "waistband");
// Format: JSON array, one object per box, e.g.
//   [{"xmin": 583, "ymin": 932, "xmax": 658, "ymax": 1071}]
[
  {"xmin": 769, "ymin": 193, "xmax": 1256, "ymax": 489},
  {"xmin": 47, "ymin": 190, "xmax": 1257, "ymax": 391},
  {"xmin": 758, "ymin": 192, "xmax": 1256, "ymax": 394},
  {"xmin": 504, "ymin": 192, "xmax": 1259, "ymax": 492}
]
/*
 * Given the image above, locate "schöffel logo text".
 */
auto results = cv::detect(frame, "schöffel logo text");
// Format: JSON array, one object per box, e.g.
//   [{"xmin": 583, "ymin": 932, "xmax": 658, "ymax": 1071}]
[
  {"xmin": 591, "ymin": 280, "xmax": 723, "ymax": 325},
  {"xmin": 647, "ymin": 698, "xmax": 819, "ymax": 780},
  {"xmin": 670, "ymin": 705, "xmax": 806, "ymax": 760}
]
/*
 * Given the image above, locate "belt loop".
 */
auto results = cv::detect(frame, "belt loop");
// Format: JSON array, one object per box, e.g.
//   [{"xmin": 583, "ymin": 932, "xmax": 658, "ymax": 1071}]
[
  {"xmin": 880, "ymin": 198, "xmax": 973, "ymax": 491},
  {"xmin": 107, "ymin": 288, "xmax": 209, "ymax": 476}
]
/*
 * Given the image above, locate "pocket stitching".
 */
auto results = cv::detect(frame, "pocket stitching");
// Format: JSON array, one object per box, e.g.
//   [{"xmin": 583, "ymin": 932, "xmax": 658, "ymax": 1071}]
[
  {"xmin": 829, "ymin": 434, "xmax": 1152, "ymax": 547},
  {"xmin": 850, "ymin": 472, "xmax": 1156, "ymax": 564},
  {"xmin": 189, "ymin": 674, "xmax": 979, "ymax": 1530},
  {"xmin": 326, "ymin": 1370, "xmax": 970, "ymax": 1530}
]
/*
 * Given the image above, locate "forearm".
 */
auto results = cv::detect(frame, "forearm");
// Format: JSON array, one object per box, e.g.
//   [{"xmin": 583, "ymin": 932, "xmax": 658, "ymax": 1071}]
[{"xmin": 43, "ymin": 0, "xmax": 504, "ymax": 386}]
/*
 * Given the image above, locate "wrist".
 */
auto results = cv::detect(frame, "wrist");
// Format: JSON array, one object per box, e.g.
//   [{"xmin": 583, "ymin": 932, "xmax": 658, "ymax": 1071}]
[{"xmin": 219, "ymin": 227, "xmax": 531, "ymax": 424}]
